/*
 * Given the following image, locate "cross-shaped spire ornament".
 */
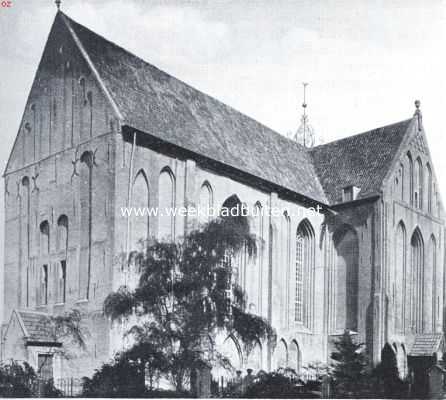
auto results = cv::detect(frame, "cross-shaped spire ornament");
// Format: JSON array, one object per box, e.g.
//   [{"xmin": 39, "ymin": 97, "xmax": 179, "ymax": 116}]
[{"xmin": 55, "ymin": 0, "xmax": 61, "ymax": 10}]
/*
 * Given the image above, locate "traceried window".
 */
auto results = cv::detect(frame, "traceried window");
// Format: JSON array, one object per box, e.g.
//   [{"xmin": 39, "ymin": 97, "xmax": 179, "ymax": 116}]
[
  {"xmin": 295, "ymin": 234, "xmax": 304, "ymax": 322},
  {"xmin": 295, "ymin": 220, "xmax": 314, "ymax": 326}
]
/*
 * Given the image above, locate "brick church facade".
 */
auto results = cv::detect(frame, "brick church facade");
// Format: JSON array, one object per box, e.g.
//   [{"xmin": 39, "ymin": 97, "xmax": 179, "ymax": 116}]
[{"xmin": 2, "ymin": 11, "xmax": 445, "ymax": 384}]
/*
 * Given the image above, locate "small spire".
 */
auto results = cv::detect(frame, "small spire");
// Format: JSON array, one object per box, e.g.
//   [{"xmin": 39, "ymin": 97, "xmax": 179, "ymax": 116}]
[
  {"xmin": 414, "ymin": 99, "xmax": 422, "ymax": 131},
  {"xmin": 55, "ymin": 0, "xmax": 61, "ymax": 10}
]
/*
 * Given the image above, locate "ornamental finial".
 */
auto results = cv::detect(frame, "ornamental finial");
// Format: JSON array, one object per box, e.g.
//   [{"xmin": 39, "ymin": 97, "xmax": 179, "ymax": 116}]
[
  {"xmin": 414, "ymin": 100, "xmax": 422, "ymax": 131},
  {"xmin": 55, "ymin": 0, "xmax": 61, "ymax": 10}
]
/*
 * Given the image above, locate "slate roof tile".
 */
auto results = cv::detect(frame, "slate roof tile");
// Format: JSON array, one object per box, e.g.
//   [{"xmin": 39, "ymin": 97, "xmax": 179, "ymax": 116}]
[
  {"xmin": 57, "ymin": 12, "xmax": 413, "ymax": 207},
  {"xmin": 17, "ymin": 310, "xmax": 56, "ymax": 343},
  {"xmin": 310, "ymin": 119, "xmax": 413, "ymax": 204},
  {"xmin": 409, "ymin": 333, "xmax": 444, "ymax": 357},
  {"xmin": 61, "ymin": 13, "xmax": 328, "ymax": 204}
]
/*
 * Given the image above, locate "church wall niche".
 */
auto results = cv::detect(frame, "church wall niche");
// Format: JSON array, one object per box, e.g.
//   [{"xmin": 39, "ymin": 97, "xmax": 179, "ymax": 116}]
[
  {"xmin": 274, "ymin": 338, "xmax": 288, "ymax": 369},
  {"xmin": 410, "ymin": 227, "xmax": 424, "ymax": 333},
  {"xmin": 129, "ymin": 169, "xmax": 150, "ymax": 251},
  {"xmin": 333, "ymin": 224, "xmax": 359, "ymax": 332}
]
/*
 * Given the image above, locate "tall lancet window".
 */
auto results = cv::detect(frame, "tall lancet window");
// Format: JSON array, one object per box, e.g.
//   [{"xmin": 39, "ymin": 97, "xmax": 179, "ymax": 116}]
[
  {"xmin": 414, "ymin": 158, "xmax": 423, "ymax": 209},
  {"xmin": 427, "ymin": 235, "xmax": 437, "ymax": 332},
  {"xmin": 80, "ymin": 151, "xmax": 93, "ymax": 299},
  {"xmin": 295, "ymin": 219, "xmax": 314, "ymax": 327},
  {"xmin": 427, "ymin": 163, "xmax": 433, "ymax": 213},
  {"xmin": 130, "ymin": 170, "xmax": 150, "ymax": 250},
  {"xmin": 410, "ymin": 229, "xmax": 424, "ymax": 333},
  {"xmin": 56, "ymin": 215, "xmax": 68, "ymax": 304},
  {"xmin": 158, "ymin": 168, "xmax": 175, "ymax": 241},
  {"xmin": 39, "ymin": 220, "xmax": 50, "ymax": 306},
  {"xmin": 40, "ymin": 220, "xmax": 50, "ymax": 256},
  {"xmin": 21, "ymin": 177, "xmax": 31, "ymax": 307},
  {"xmin": 407, "ymin": 152, "xmax": 413, "ymax": 205},
  {"xmin": 394, "ymin": 222, "xmax": 406, "ymax": 333},
  {"xmin": 282, "ymin": 212, "xmax": 291, "ymax": 326},
  {"xmin": 399, "ymin": 163, "xmax": 404, "ymax": 201}
]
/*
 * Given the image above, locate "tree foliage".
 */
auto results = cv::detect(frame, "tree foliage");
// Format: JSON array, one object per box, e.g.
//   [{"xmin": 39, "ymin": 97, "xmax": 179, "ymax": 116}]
[
  {"xmin": 330, "ymin": 331, "xmax": 370, "ymax": 398},
  {"xmin": 0, "ymin": 360, "xmax": 62, "ymax": 397},
  {"xmin": 103, "ymin": 215, "xmax": 276, "ymax": 391}
]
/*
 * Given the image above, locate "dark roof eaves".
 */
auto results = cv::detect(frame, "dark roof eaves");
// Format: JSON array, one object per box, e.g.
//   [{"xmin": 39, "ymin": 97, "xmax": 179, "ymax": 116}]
[{"xmin": 123, "ymin": 124, "xmax": 330, "ymax": 207}]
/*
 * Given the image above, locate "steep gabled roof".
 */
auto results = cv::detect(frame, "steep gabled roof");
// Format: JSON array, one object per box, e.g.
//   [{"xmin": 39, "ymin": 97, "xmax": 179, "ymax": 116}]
[
  {"xmin": 5, "ymin": 310, "xmax": 58, "ymax": 344},
  {"xmin": 310, "ymin": 119, "xmax": 414, "ymax": 204},
  {"xmin": 59, "ymin": 12, "xmax": 328, "ymax": 204},
  {"xmin": 409, "ymin": 333, "xmax": 444, "ymax": 357}
]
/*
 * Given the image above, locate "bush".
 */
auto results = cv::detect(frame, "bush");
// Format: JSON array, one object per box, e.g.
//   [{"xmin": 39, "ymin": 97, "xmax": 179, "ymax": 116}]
[
  {"xmin": 242, "ymin": 369, "xmax": 320, "ymax": 398},
  {"xmin": 0, "ymin": 360, "xmax": 62, "ymax": 397},
  {"xmin": 330, "ymin": 331, "xmax": 370, "ymax": 398},
  {"xmin": 81, "ymin": 355, "xmax": 191, "ymax": 398}
]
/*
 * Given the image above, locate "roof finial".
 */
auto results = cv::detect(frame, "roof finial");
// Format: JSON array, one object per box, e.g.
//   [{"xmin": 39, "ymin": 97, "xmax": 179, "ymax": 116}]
[
  {"xmin": 414, "ymin": 99, "xmax": 422, "ymax": 131},
  {"xmin": 55, "ymin": 0, "xmax": 61, "ymax": 10},
  {"xmin": 289, "ymin": 82, "xmax": 320, "ymax": 147}
]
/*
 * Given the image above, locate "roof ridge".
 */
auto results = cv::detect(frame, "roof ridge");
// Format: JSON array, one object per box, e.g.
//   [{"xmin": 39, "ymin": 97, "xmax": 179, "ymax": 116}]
[{"xmin": 311, "ymin": 118, "xmax": 413, "ymax": 151}]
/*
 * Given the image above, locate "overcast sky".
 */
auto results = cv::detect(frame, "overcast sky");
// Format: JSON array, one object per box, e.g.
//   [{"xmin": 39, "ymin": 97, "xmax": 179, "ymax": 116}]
[{"xmin": 1, "ymin": 0, "xmax": 445, "ymax": 274}]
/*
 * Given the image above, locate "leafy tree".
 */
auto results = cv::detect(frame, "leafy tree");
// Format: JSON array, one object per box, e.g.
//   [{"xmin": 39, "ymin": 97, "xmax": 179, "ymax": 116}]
[
  {"xmin": 104, "ymin": 214, "xmax": 276, "ymax": 392},
  {"xmin": 330, "ymin": 331, "xmax": 370, "ymax": 398}
]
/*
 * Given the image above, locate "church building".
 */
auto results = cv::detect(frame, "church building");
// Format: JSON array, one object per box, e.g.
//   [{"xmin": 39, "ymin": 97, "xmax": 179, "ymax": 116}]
[{"xmin": 2, "ymin": 11, "xmax": 445, "ymax": 388}]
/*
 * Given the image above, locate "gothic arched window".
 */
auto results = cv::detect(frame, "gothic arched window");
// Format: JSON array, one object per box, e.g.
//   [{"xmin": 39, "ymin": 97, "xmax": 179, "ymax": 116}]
[
  {"xmin": 282, "ymin": 212, "xmax": 291, "ymax": 326},
  {"xmin": 399, "ymin": 163, "xmax": 404, "ymax": 201},
  {"xmin": 414, "ymin": 158, "xmax": 423, "ymax": 209},
  {"xmin": 56, "ymin": 215, "xmax": 68, "ymax": 252},
  {"xmin": 407, "ymin": 152, "xmax": 413, "ymax": 205},
  {"xmin": 22, "ymin": 177, "xmax": 31, "ymax": 307},
  {"xmin": 410, "ymin": 228, "xmax": 424, "ymax": 332},
  {"xmin": 427, "ymin": 235, "xmax": 437, "ymax": 331},
  {"xmin": 158, "ymin": 167, "xmax": 175, "ymax": 240},
  {"xmin": 394, "ymin": 221, "xmax": 406, "ymax": 333},
  {"xmin": 295, "ymin": 219, "xmax": 314, "ymax": 327},
  {"xmin": 80, "ymin": 151, "xmax": 93, "ymax": 299},
  {"xmin": 56, "ymin": 215, "xmax": 68, "ymax": 304},
  {"xmin": 39, "ymin": 220, "xmax": 50, "ymax": 255},
  {"xmin": 426, "ymin": 163, "xmax": 433, "ymax": 213},
  {"xmin": 40, "ymin": 265, "xmax": 48, "ymax": 306}
]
